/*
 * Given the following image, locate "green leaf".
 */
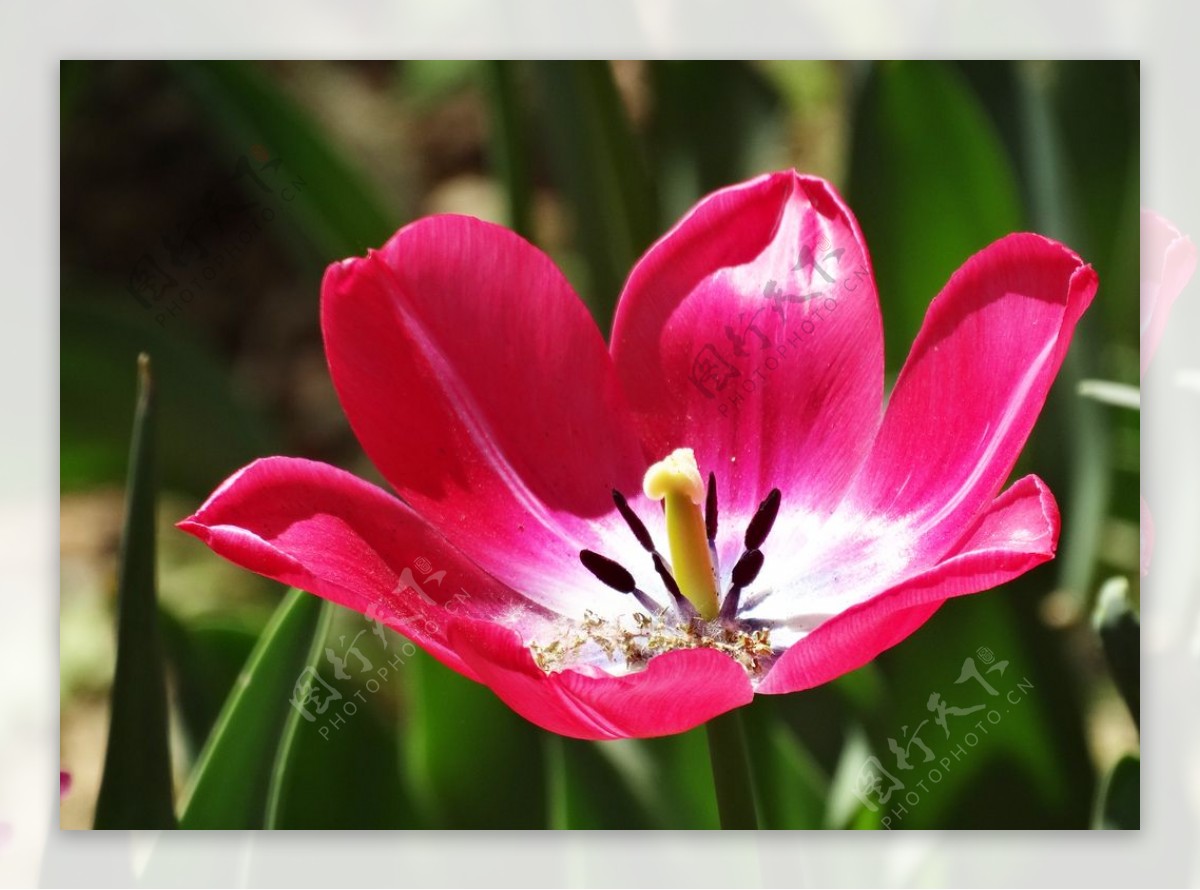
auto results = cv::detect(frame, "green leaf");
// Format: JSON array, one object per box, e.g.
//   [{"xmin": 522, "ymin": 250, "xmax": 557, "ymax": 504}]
[
  {"xmin": 705, "ymin": 710, "xmax": 759, "ymax": 829},
  {"xmin": 546, "ymin": 737, "xmax": 654, "ymax": 830},
  {"xmin": 533, "ymin": 61, "xmax": 659, "ymax": 328},
  {"xmin": 739, "ymin": 698, "xmax": 828, "ymax": 829},
  {"xmin": 264, "ymin": 610, "xmax": 416, "ymax": 828},
  {"xmin": 547, "ymin": 730, "xmax": 718, "ymax": 829},
  {"xmin": 265, "ymin": 684, "xmax": 415, "ymax": 828},
  {"xmin": 167, "ymin": 60, "xmax": 398, "ymax": 262},
  {"xmin": 178, "ymin": 591, "xmax": 330, "ymax": 829},
  {"xmin": 1093, "ymin": 577, "xmax": 1140, "ymax": 728},
  {"xmin": 403, "ymin": 652, "xmax": 547, "ymax": 828},
  {"xmin": 94, "ymin": 355, "xmax": 176, "ymax": 829},
  {"xmin": 847, "ymin": 61, "xmax": 1024, "ymax": 369},
  {"xmin": 1093, "ymin": 754, "xmax": 1139, "ymax": 829},
  {"xmin": 158, "ymin": 609, "xmax": 260, "ymax": 759}
]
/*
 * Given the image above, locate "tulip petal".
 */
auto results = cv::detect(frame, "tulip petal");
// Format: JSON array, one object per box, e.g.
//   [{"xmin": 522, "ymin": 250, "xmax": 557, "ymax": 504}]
[
  {"xmin": 178, "ymin": 457, "xmax": 550, "ymax": 681},
  {"xmin": 447, "ymin": 616, "xmax": 755, "ymax": 740},
  {"xmin": 757, "ymin": 474, "xmax": 1058, "ymax": 695},
  {"xmin": 611, "ymin": 171, "xmax": 883, "ymax": 567},
  {"xmin": 838, "ymin": 233, "xmax": 1095, "ymax": 567},
  {"xmin": 322, "ymin": 215, "xmax": 647, "ymax": 615}
]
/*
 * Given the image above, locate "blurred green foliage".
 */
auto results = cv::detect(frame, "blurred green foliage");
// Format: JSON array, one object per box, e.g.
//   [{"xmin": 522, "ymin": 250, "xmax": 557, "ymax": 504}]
[{"xmin": 64, "ymin": 61, "xmax": 1139, "ymax": 830}]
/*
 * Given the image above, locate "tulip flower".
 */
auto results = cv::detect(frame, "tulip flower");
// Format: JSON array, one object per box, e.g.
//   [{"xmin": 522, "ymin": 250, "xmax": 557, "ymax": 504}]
[{"xmin": 180, "ymin": 171, "xmax": 1096, "ymax": 742}]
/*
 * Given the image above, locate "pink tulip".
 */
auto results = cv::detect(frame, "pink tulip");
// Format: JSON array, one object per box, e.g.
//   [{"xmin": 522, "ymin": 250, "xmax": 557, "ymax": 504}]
[{"xmin": 180, "ymin": 171, "xmax": 1096, "ymax": 740}]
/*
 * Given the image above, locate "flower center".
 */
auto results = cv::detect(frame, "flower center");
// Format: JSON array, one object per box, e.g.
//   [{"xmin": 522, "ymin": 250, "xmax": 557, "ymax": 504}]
[
  {"xmin": 530, "ymin": 610, "xmax": 774, "ymax": 675},
  {"xmin": 642, "ymin": 448, "xmax": 720, "ymax": 620},
  {"xmin": 544, "ymin": 449, "xmax": 785, "ymax": 676}
]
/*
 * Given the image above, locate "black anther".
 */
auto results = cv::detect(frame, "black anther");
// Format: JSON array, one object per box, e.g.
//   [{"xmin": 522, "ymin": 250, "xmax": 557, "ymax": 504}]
[
  {"xmin": 612, "ymin": 489, "xmax": 655, "ymax": 552},
  {"xmin": 705, "ymin": 471, "xmax": 718, "ymax": 544},
  {"xmin": 730, "ymin": 548, "xmax": 765, "ymax": 588},
  {"xmin": 744, "ymin": 488, "xmax": 781, "ymax": 550},
  {"xmin": 720, "ymin": 549, "xmax": 764, "ymax": 621},
  {"xmin": 579, "ymin": 549, "xmax": 636, "ymax": 593}
]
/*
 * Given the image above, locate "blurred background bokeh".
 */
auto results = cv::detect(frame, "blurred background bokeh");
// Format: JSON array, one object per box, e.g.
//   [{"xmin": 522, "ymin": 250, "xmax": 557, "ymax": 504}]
[{"xmin": 60, "ymin": 60, "xmax": 1140, "ymax": 829}]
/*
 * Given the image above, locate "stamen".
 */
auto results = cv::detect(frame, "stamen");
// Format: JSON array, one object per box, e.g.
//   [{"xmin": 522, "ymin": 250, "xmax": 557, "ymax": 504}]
[
  {"xmin": 579, "ymin": 549, "xmax": 635, "ymax": 592},
  {"xmin": 704, "ymin": 470, "xmax": 721, "ymax": 576},
  {"xmin": 744, "ymin": 488, "xmax": 782, "ymax": 550},
  {"xmin": 612, "ymin": 487, "xmax": 695, "ymax": 616},
  {"xmin": 629, "ymin": 587, "xmax": 665, "ymax": 615},
  {"xmin": 579, "ymin": 549, "xmax": 662, "ymax": 614},
  {"xmin": 577, "ymin": 466, "xmax": 781, "ymax": 653},
  {"xmin": 738, "ymin": 587, "xmax": 773, "ymax": 614},
  {"xmin": 720, "ymin": 548, "xmax": 764, "ymax": 621},
  {"xmin": 731, "ymin": 547, "xmax": 765, "ymax": 588},
  {"xmin": 612, "ymin": 489, "xmax": 655, "ymax": 552},
  {"xmin": 705, "ymin": 471, "xmax": 718, "ymax": 544},
  {"xmin": 643, "ymin": 448, "xmax": 721, "ymax": 620},
  {"xmin": 652, "ymin": 552, "xmax": 698, "ymax": 621}
]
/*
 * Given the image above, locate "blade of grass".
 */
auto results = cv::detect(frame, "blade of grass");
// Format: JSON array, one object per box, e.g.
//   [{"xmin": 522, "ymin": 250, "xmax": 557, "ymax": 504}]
[
  {"xmin": 158, "ymin": 609, "xmax": 260, "ymax": 760},
  {"xmin": 93, "ymin": 354, "xmax": 176, "ymax": 829},
  {"xmin": 705, "ymin": 710, "xmax": 759, "ymax": 829},
  {"xmin": 545, "ymin": 730, "xmax": 718, "ymax": 829},
  {"xmin": 178, "ymin": 591, "xmax": 330, "ymax": 829},
  {"xmin": 262, "ymin": 603, "xmax": 414, "ymax": 827},
  {"xmin": 738, "ymin": 697, "xmax": 828, "ymax": 829},
  {"xmin": 263, "ymin": 603, "xmax": 332, "ymax": 828},
  {"xmin": 403, "ymin": 652, "xmax": 547, "ymax": 828}
]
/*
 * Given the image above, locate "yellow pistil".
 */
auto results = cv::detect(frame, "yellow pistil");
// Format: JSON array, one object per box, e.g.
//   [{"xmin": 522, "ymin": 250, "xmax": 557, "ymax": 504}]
[{"xmin": 643, "ymin": 448, "xmax": 720, "ymax": 620}]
